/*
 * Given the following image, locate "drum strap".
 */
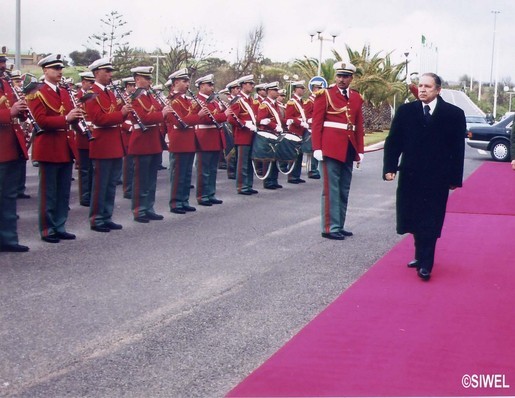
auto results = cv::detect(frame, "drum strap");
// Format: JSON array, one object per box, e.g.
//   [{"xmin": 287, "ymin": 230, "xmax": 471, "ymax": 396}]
[
  {"xmin": 239, "ymin": 96, "xmax": 257, "ymax": 125},
  {"xmin": 263, "ymin": 100, "xmax": 282, "ymax": 125},
  {"xmin": 292, "ymin": 96, "xmax": 307, "ymax": 123}
]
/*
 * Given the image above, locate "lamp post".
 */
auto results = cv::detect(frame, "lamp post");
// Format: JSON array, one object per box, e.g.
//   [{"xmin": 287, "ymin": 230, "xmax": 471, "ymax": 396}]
[
  {"xmin": 308, "ymin": 28, "xmax": 339, "ymax": 76},
  {"xmin": 489, "ymin": 10, "xmax": 501, "ymax": 87},
  {"xmin": 147, "ymin": 54, "xmax": 166, "ymax": 83},
  {"xmin": 404, "ymin": 51, "xmax": 410, "ymax": 98},
  {"xmin": 283, "ymin": 74, "xmax": 299, "ymax": 98}
]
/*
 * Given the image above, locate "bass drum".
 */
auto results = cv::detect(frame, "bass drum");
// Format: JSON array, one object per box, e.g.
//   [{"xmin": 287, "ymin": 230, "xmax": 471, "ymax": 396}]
[
  {"xmin": 251, "ymin": 131, "xmax": 278, "ymax": 180},
  {"xmin": 276, "ymin": 133, "xmax": 301, "ymax": 175}
]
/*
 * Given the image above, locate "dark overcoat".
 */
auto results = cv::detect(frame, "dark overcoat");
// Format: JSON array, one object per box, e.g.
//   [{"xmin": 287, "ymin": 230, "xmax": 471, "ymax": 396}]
[{"xmin": 383, "ymin": 96, "xmax": 465, "ymax": 238}]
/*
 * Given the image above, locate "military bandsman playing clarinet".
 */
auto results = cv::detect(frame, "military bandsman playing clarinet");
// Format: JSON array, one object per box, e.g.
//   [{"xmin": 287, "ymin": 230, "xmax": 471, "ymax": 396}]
[
  {"xmin": 0, "ymin": 47, "xmax": 30, "ymax": 251},
  {"xmin": 85, "ymin": 58, "xmax": 132, "ymax": 233}
]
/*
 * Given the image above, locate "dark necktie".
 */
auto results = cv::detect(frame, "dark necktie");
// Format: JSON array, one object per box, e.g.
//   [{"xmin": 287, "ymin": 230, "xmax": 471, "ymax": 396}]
[
  {"xmin": 55, "ymin": 87, "xmax": 60, "ymax": 96},
  {"xmin": 342, "ymin": 89, "xmax": 348, "ymax": 100},
  {"xmin": 423, "ymin": 104, "xmax": 431, "ymax": 124}
]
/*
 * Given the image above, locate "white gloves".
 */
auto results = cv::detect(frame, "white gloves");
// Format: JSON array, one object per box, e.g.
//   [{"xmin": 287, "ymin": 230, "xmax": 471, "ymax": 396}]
[
  {"xmin": 300, "ymin": 121, "xmax": 309, "ymax": 128},
  {"xmin": 355, "ymin": 153, "xmax": 364, "ymax": 169},
  {"xmin": 275, "ymin": 125, "xmax": 283, "ymax": 133},
  {"xmin": 286, "ymin": 119, "xmax": 293, "ymax": 126},
  {"xmin": 245, "ymin": 121, "xmax": 257, "ymax": 132},
  {"xmin": 313, "ymin": 150, "xmax": 323, "ymax": 161},
  {"xmin": 260, "ymin": 118, "xmax": 271, "ymax": 126}
]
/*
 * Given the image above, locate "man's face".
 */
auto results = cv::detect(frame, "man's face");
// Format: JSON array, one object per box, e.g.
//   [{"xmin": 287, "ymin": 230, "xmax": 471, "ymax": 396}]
[
  {"xmin": 277, "ymin": 95, "xmax": 285, "ymax": 103},
  {"xmin": 257, "ymin": 88, "xmax": 266, "ymax": 98},
  {"xmin": 241, "ymin": 82, "xmax": 254, "ymax": 94},
  {"xmin": 81, "ymin": 80, "xmax": 93, "ymax": 91},
  {"xmin": 135, "ymin": 75, "xmax": 151, "ymax": 90},
  {"xmin": 95, "ymin": 69, "xmax": 113, "ymax": 86},
  {"xmin": 230, "ymin": 86, "xmax": 241, "ymax": 96},
  {"xmin": 44, "ymin": 66, "xmax": 63, "ymax": 84},
  {"xmin": 125, "ymin": 83, "xmax": 136, "ymax": 94},
  {"xmin": 267, "ymin": 89, "xmax": 279, "ymax": 100},
  {"xmin": 418, "ymin": 75, "xmax": 441, "ymax": 104},
  {"xmin": 199, "ymin": 82, "xmax": 214, "ymax": 96},
  {"xmin": 173, "ymin": 78, "xmax": 190, "ymax": 94},
  {"xmin": 312, "ymin": 85, "xmax": 321, "ymax": 94},
  {"xmin": 294, "ymin": 87, "xmax": 305, "ymax": 97},
  {"xmin": 335, "ymin": 74, "xmax": 353, "ymax": 90}
]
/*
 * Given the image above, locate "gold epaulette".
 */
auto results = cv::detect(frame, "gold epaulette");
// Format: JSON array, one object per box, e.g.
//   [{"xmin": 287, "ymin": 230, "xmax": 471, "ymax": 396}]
[
  {"xmin": 286, "ymin": 99, "xmax": 295, "ymax": 105},
  {"xmin": 0, "ymin": 95, "xmax": 7, "ymax": 106},
  {"xmin": 258, "ymin": 103, "xmax": 268, "ymax": 109},
  {"xmin": 252, "ymin": 99, "xmax": 260, "ymax": 105},
  {"xmin": 315, "ymin": 88, "xmax": 326, "ymax": 96},
  {"xmin": 25, "ymin": 93, "xmax": 38, "ymax": 101}
]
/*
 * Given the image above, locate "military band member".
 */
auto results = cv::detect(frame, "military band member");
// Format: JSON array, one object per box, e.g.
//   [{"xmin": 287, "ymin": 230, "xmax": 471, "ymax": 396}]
[
  {"xmin": 254, "ymin": 83, "xmax": 267, "ymax": 103},
  {"xmin": 224, "ymin": 79, "xmax": 241, "ymax": 180},
  {"xmin": 165, "ymin": 68, "xmax": 207, "ymax": 214},
  {"xmin": 121, "ymin": 76, "xmax": 136, "ymax": 198},
  {"xmin": 27, "ymin": 54, "xmax": 81, "ymax": 243},
  {"xmin": 257, "ymin": 81, "xmax": 284, "ymax": 189},
  {"xmin": 277, "ymin": 89, "xmax": 287, "ymax": 119},
  {"xmin": 128, "ymin": 66, "xmax": 170, "ymax": 222},
  {"xmin": 229, "ymin": 75, "xmax": 259, "ymax": 195},
  {"xmin": 286, "ymin": 80, "xmax": 309, "ymax": 184},
  {"xmin": 304, "ymin": 81, "xmax": 322, "ymax": 179},
  {"xmin": 312, "ymin": 62, "xmax": 364, "ymax": 240},
  {"xmin": 85, "ymin": 58, "xmax": 131, "ymax": 232},
  {"xmin": 151, "ymin": 83, "xmax": 168, "ymax": 171},
  {"xmin": 0, "ymin": 49, "xmax": 29, "ymax": 251},
  {"xmin": 193, "ymin": 74, "xmax": 228, "ymax": 206},
  {"xmin": 76, "ymin": 71, "xmax": 95, "ymax": 206}
]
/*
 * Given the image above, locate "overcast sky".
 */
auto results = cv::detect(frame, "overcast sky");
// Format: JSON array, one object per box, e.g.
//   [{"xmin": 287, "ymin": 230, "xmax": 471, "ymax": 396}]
[{"xmin": 3, "ymin": 0, "xmax": 514, "ymax": 84}]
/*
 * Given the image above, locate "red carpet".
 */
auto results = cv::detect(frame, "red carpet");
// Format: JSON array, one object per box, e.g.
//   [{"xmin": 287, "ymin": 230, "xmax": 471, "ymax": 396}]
[{"xmin": 228, "ymin": 162, "xmax": 515, "ymax": 397}]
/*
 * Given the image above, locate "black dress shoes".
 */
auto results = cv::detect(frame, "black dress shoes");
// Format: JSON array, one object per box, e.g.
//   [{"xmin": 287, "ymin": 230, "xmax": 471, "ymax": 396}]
[
  {"xmin": 146, "ymin": 213, "xmax": 164, "ymax": 220},
  {"xmin": 288, "ymin": 180, "xmax": 300, "ymax": 184},
  {"xmin": 249, "ymin": 189, "xmax": 259, "ymax": 194},
  {"xmin": 417, "ymin": 268, "xmax": 431, "ymax": 281},
  {"xmin": 273, "ymin": 184, "xmax": 283, "ymax": 189},
  {"xmin": 183, "ymin": 205, "xmax": 196, "ymax": 212},
  {"xmin": 170, "ymin": 208, "xmax": 186, "ymax": 214},
  {"xmin": 91, "ymin": 225, "xmax": 110, "ymax": 232},
  {"xmin": 56, "ymin": 231, "xmax": 76, "ymax": 240},
  {"xmin": 80, "ymin": 201, "xmax": 90, "ymax": 207},
  {"xmin": 105, "ymin": 221, "xmax": 123, "ymax": 230},
  {"xmin": 407, "ymin": 259, "xmax": 419, "ymax": 268},
  {"xmin": 17, "ymin": 193, "xmax": 31, "ymax": 199},
  {"xmin": 238, "ymin": 191, "xmax": 252, "ymax": 195},
  {"xmin": 321, "ymin": 232, "xmax": 345, "ymax": 240},
  {"xmin": 308, "ymin": 174, "xmax": 321, "ymax": 179},
  {"xmin": 134, "ymin": 216, "xmax": 150, "ymax": 223},
  {"xmin": 198, "ymin": 201, "xmax": 213, "ymax": 206},
  {"xmin": 264, "ymin": 186, "xmax": 277, "ymax": 190},
  {"xmin": 298, "ymin": 179, "xmax": 306, "ymax": 183},
  {"xmin": 123, "ymin": 193, "xmax": 131, "ymax": 199},
  {"xmin": 340, "ymin": 230, "xmax": 353, "ymax": 237},
  {"xmin": 42, "ymin": 235, "xmax": 60, "ymax": 243},
  {"xmin": 209, "ymin": 198, "xmax": 223, "ymax": 204},
  {"xmin": 1, "ymin": 243, "xmax": 29, "ymax": 252}
]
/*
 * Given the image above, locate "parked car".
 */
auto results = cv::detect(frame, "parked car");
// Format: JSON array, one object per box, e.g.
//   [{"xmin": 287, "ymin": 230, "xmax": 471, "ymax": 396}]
[
  {"xmin": 466, "ymin": 114, "xmax": 513, "ymax": 161},
  {"xmin": 465, "ymin": 115, "xmax": 489, "ymax": 130}
]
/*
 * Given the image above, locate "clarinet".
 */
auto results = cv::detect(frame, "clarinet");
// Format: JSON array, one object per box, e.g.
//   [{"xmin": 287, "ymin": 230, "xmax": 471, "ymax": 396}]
[
  {"xmin": 109, "ymin": 81, "xmax": 148, "ymax": 132},
  {"xmin": 187, "ymin": 89, "xmax": 222, "ymax": 129},
  {"xmin": 59, "ymin": 79, "xmax": 94, "ymax": 141},
  {"xmin": 147, "ymin": 87, "xmax": 189, "ymax": 129},
  {"xmin": 2, "ymin": 70, "xmax": 44, "ymax": 136},
  {"xmin": 212, "ymin": 92, "xmax": 245, "ymax": 129}
]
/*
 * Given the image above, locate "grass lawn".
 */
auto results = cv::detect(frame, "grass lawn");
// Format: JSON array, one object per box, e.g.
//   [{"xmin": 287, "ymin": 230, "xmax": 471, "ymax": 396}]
[{"xmin": 364, "ymin": 130, "xmax": 388, "ymax": 146}]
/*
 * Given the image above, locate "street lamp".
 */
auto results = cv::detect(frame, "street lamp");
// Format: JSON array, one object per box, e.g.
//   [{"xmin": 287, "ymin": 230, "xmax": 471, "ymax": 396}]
[
  {"xmin": 308, "ymin": 27, "xmax": 339, "ymax": 76},
  {"xmin": 404, "ymin": 51, "xmax": 410, "ymax": 97},
  {"xmin": 489, "ymin": 10, "xmax": 501, "ymax": 87},
  {"xmin": 283, "ymin": 74, "xmax": 299, "ymax": 98},
  {"xmin": 147, "ymin": 54, "xmax": 166, "ymax": 83}
]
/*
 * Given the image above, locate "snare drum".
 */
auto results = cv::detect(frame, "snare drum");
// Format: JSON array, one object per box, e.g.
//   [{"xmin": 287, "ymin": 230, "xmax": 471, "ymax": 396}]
[
  {"xmin": 275, "ymin": 133, "xmax": 301, "ymax": 162},
  {"xmin": 251, "ymin": 131, "xmax": 277, "ymax": 161}
]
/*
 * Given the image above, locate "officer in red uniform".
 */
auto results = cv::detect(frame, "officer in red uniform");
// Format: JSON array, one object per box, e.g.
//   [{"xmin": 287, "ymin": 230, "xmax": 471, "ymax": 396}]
[
  {"xmin": 224, "ymin": 79, "xmax": 241, "ymax": 180},
  {"xmin": 85, "ymin": 58, "xmax": 132, "ymax": 232},
  {"xmin": 254, "ymin": 83, "xmax": 267, "ymax": 103},
  {"xmin": 193, "ymin": 74, "xmax": 228, "ymax": 206},
  {"xmin": 285, "ymin": 80, "xmax": 309, "ymax": 184},
  {"xmin": 312, "ymin": 62, "xmax": 364, "ymax": 240},
  {"xmin": 121, "ymin": 77, "xmax": 136, "ymax": 198},
  {"xmin": 76, "ymin": 71, "xmax": 95, "ymax": 206},
  {"xmin": 229, "ymin": 75, "xmax": 259, "ymax": 195},
  {"xmin": 28, "ymin": 54, "xmax": 82, "ymax": 243},
  {"xmin": 304, "ymin": 81, "xmax": 323, "ymax": 179},
  {"xmin": 0, "ymin": 48, "xmax": 30, "ymax": 251},
  {"xmin": 127, "ymin": 66, "xmax": 171, "ymax": 222},
  {"xmin": 165, "ymin": 68, "xmax": 207, "ymax": 214},
  {"xmin": 257, "ymin": 81, "xmax": 284, "ymax": 189}
]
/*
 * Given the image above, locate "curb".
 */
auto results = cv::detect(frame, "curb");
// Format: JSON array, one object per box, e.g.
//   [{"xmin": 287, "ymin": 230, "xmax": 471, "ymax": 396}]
[{"xmin": 364, "ymin": 140, "xmax": 385, "ymax": 153}]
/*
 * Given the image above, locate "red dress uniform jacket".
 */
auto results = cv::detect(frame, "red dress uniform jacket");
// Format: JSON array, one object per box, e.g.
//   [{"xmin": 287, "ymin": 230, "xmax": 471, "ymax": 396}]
[
  {"xmin": 304, "ymin": 94, "xmax": 315, "ymax": 126},
  {"xmin": 165, "ymin": 94, "xmax": 201, "ymax": 153},
  {"xmin": 28, "ymin": 83, "xmax": 77, "ymax": 163},
  {"xmin": 285, "ymin": 94, "xmax": 307, "ymax": 136},
  {"xmin": 128, "ymin": 92, "xmax": 164, "ymax": 155},
  {"xmin": 257, "ymin": 98, "xmax": 284, "ymax": 133},
  {"xmin": 84, "ymin": 83, "xmax": 126, "ymax": 159},
  {"xmin": 195, "ymin": 93, "xmax": 226, "ymax": 152},
  {"xmin": 0, "ymin": 78, "xmax": 28, "ymax": 161},
  {"xmin": 229, "ymin": 93, "xmax": 258, "ymax": 145},
  {"xmin": 311, "ymin": 86, "xmax": 364, "ymax": 163}
]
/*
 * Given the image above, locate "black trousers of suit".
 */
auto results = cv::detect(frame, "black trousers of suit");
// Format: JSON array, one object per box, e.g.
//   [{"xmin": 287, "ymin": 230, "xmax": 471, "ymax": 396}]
[{"xmin": 414, "ymin": 234, "xmax": 438, "ymax": 272}]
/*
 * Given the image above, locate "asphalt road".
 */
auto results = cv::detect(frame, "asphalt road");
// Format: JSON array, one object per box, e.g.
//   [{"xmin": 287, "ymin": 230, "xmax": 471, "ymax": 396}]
[{"xmin": 0, "ymin": 144, "xmax": 483, "ymax": 397}]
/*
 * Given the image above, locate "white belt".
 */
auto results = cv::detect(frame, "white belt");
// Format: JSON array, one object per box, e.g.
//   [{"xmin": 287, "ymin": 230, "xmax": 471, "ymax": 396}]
[
  {"xmin": 92, "ymin": 124, "xmax": 119, "ymax": 129},
  {"xmin": 323, "ymin": 121, "xmax": 355, "ymax": 131},
  {"xmin": 196, "ymin": 124, "xmax": 217, "ymax": 129},
  {"xmin": 134, "ymin": 124, "xmax": 157, "ymax": 130}
]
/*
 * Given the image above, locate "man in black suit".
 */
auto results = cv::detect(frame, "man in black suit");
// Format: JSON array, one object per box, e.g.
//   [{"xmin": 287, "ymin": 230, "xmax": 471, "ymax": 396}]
[{"xmin": 383, "ymin": 73, "xmax": 465, "ymax": 281}]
